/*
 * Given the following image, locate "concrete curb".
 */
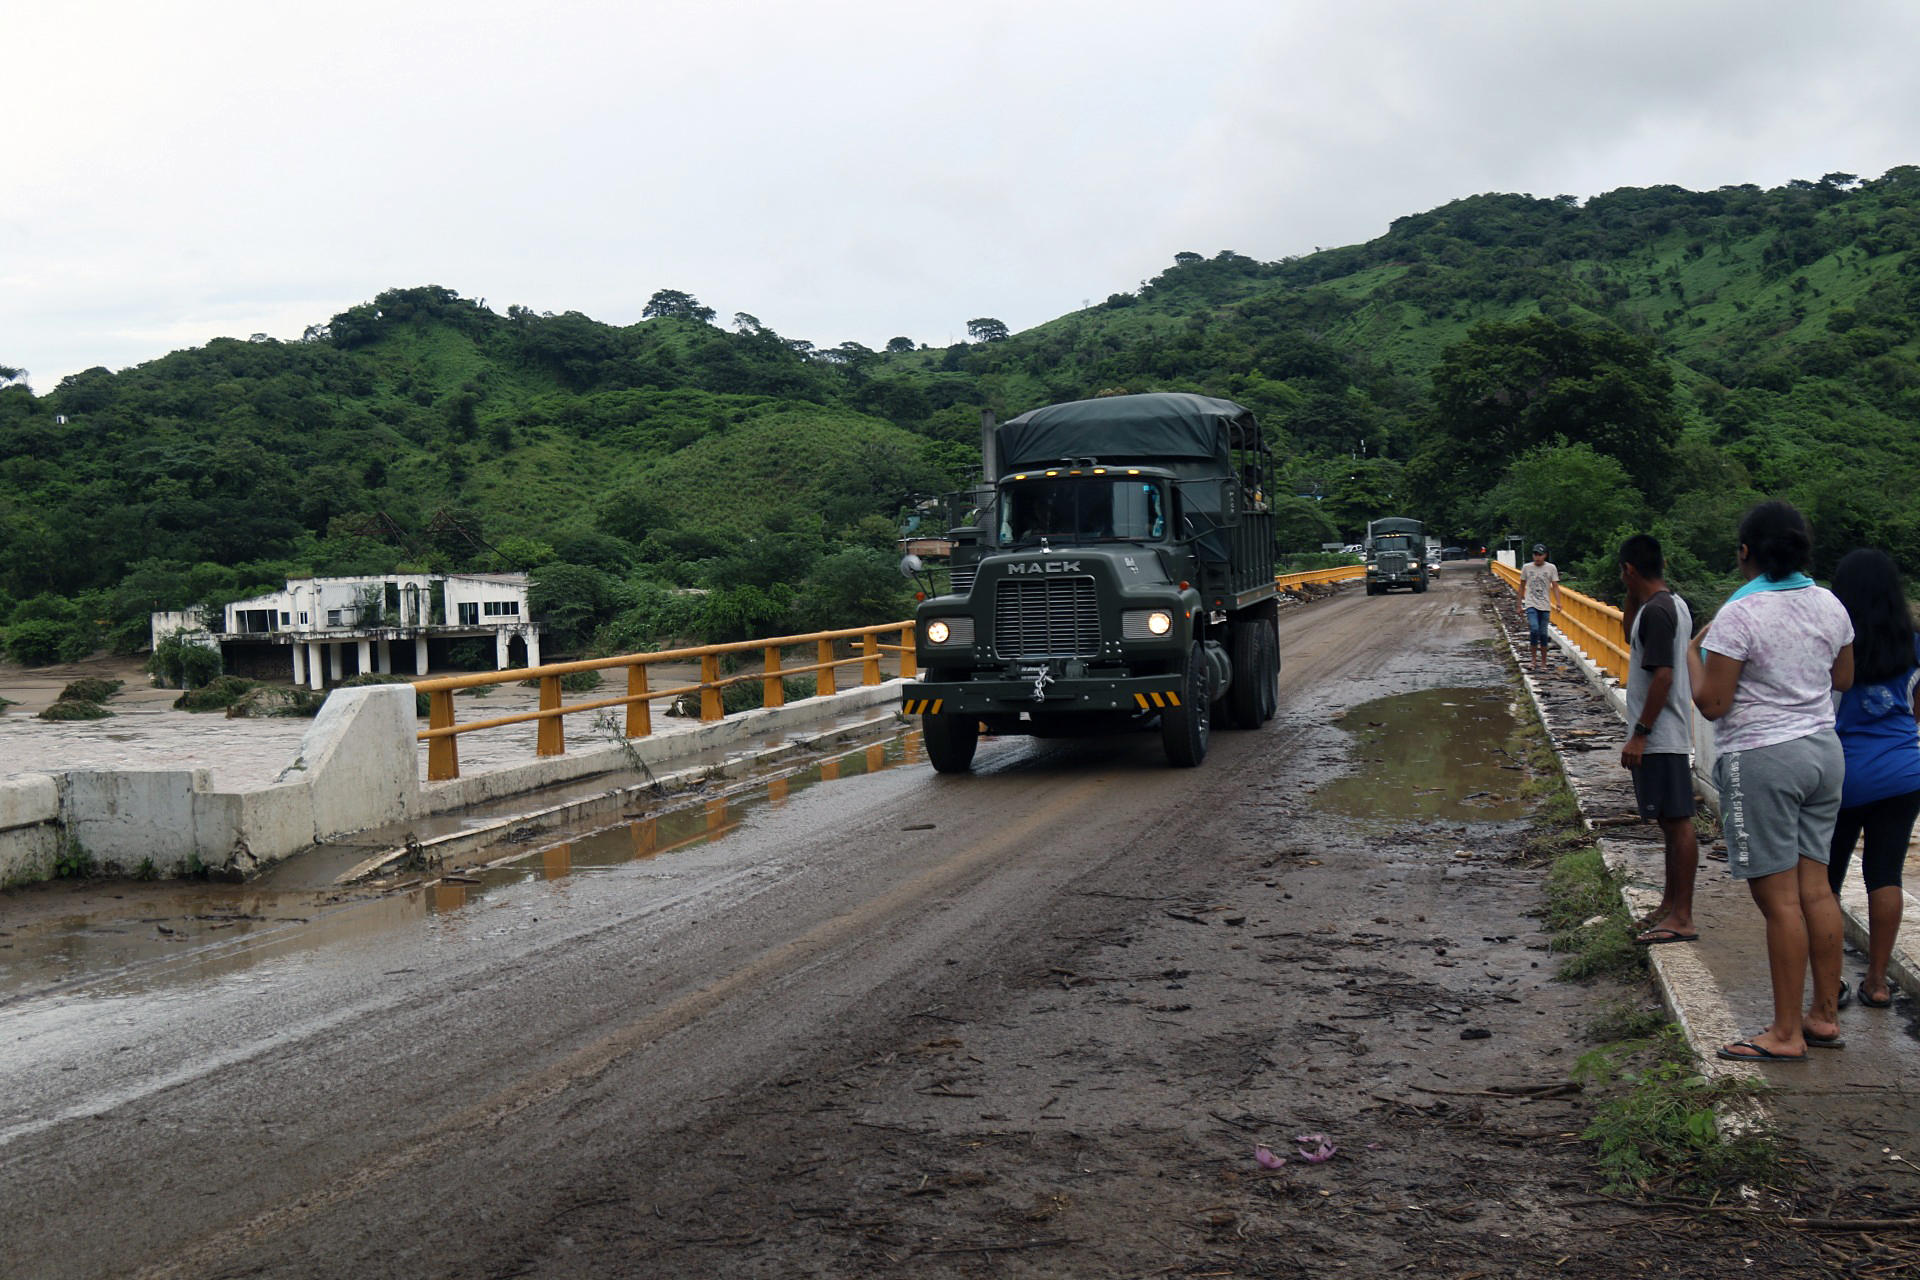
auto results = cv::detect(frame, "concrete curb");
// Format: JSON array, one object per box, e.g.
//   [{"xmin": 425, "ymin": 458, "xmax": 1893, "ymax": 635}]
[{"xmin": 416, "ymin": 680, "xmax": 904, "ymax": 815}]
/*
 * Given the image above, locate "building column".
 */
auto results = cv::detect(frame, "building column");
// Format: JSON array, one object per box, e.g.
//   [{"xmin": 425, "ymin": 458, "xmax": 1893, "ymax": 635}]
[
  {"xmin": 414, "ymin": 636, "xmax": 429, "ymax": 675},
  {"xmin": 292, "ymin": 643, "xmax": 307, "ymax": 686},
  {"xmin": 376, "ymin": 638, "xmax": 392, "ymax": 674},
  {"xmin": 307, "ymin": 643, "xmax": 325, "ymax": 690},
  {"xmin": 495, "ymin": 629, "xmax": 511, "ymax": 670},
  {"xmin": 328, "ymin": 643, "xmax": 343, "ymax": 682},
  {"xmin": 525, "ymin": 630, "xmax": 540, "ymax": 669},
  {"xmin": 356, "ymin": 638, "xmax": 373, "ymax": 677}
]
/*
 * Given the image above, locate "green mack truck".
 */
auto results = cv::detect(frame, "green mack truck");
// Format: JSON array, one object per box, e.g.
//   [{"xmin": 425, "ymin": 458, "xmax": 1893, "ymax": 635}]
[
  {"xmin": 899, "ymin": 392, "xmax": 1280, "ymax": 773},
  {"xmin": 1363, "ymin": 516, "xmax": 1427, "ymax": 594}
]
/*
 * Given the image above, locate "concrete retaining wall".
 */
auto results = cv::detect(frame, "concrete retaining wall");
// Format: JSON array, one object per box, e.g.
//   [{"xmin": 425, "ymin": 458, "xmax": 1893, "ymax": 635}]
[
  {"xmin": 0, "ymin": 775, "xmax": 61, "ymax": 886},
  {"xmin": 6, "ymin": 680, "xmax": 907, "ymax": 886}
]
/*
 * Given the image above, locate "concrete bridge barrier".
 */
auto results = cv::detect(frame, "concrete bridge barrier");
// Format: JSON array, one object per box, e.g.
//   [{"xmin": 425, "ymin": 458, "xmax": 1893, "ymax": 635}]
[{"xmin": 0, "ymin": 775, "xmax": 61, "ymax": 885}]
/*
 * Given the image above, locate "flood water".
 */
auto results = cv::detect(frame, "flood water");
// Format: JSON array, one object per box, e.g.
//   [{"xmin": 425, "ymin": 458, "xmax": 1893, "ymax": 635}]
[
  {"xmin": 1311, "ymin": 686, "xmax": 1532, "ymax": 824},
  {"xmin": 0, "ymin": 730, "xmax": 924, "ymax": 1003}
]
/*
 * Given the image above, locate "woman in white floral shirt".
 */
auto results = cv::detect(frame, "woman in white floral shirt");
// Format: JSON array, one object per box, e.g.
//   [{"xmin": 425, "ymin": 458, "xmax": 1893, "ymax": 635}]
[{"xmin": 1688, "ymin": 501, "xmax": 1854, "ymax": 1063}]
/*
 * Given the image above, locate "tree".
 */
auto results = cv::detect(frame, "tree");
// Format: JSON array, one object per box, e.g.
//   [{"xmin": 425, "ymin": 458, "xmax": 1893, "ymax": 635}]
[
  {"xmin": 966, "ymin": 317, "xmax": 1009, "ymax": 343},
  {"xmin": 1485, "ymin": 442, "xmax": 1644, "ymax": 567},
  {"xmin": 1270, "ymin": 495, "xmax": 1341, "ymax": 552},
  {"xmin": 795, "ymin": 548, "xmax": 913, "ymax": 630},
  {"xmin": 1428, "ymin": 315, "xmax": 1682, "ymax": 496},
  {"xmin": 643, "ymin": 290, "xmax": 717, "ymax": 324},
  {"xmin": 732, "ymin": 312, "xmax": 762, "ymax": 334},
  {"xmin": 884, "ymin": 336, "xmax": 915, "ymax": 354},
  {"xmin": 528, "ymin": 561, "xmax": 618, "ymax": 653}
]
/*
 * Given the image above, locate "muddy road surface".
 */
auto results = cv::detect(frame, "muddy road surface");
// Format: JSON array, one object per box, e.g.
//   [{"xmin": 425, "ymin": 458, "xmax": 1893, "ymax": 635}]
[{"xmin": 0, "ymin": 569, "xmax": 1830, "ymax": 1277}]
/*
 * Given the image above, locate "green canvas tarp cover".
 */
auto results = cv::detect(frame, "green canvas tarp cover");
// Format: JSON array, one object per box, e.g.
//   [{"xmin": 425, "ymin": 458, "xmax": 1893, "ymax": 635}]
[{"xmin": 996, "ymin": 392, "xmax": 1256, "ymax": 470}]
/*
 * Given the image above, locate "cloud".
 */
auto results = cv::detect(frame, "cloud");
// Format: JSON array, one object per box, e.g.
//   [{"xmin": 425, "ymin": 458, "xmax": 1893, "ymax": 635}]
[{"xmin": 3, "ymin": 0, "xmax": 1916, "ymax": 388}]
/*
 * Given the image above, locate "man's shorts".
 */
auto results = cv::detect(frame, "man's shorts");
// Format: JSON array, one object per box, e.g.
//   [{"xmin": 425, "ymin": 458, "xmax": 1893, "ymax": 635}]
[
  {"xmin": 1713, "ymin": 730, "xmax": 1843, "ymax": 881},
  {"xmin": 1630, "ymin": 752, "xmax": 1696, "ymax": 820},
  {"xmin": 1525, "ymin": 607, "xmax": 1551, "ymax": 645}
]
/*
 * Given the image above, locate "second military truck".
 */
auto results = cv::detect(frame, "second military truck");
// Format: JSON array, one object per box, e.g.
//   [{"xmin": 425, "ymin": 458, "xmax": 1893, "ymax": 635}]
[
  {"xmin": 1364, "ymin": 517, "xmax": 1427, "ymax": 594},
  {"xmin": 899, "ymin": 392, "xmax": 1279, "ymax": 772}
]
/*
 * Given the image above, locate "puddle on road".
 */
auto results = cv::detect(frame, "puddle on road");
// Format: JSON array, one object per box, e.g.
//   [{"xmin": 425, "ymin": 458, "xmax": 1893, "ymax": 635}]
[
  {"xmin": 1311, "ymin": 687, "xmax": 1531, "ymax": 824},
  {"xmin": 0, "ymin": 730, "xmax": 925, "ymax": 1003}
]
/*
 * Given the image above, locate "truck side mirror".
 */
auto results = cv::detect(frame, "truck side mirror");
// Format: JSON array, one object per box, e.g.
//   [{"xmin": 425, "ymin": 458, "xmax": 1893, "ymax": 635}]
[{"xmin": 899, "ymin": 554, "xmax": 924, "ymax": 579}]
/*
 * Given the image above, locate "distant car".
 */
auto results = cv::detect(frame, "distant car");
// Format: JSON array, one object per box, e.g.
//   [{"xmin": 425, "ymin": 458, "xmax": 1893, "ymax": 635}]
[
  {"xmin": 1441, "ymin": 546, "xmax": 1468, "ymax": 561},
  {"xmin": 1342, "ymin": 543, "xmax": 1364, "ymax": 555}
]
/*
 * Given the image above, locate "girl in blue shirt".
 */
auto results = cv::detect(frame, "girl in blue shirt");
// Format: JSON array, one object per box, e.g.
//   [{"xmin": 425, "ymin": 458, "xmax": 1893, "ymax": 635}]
[{"xmin": 1828, "ymin": 548, "xmax": 1920, "ymax": 1009}]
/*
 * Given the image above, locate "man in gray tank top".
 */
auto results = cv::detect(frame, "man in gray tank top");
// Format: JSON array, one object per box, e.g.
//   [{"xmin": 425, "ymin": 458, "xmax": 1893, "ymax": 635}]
[{"xmin": 1619, "ymin": 533, "xmax": 1699, "ymax": 945}]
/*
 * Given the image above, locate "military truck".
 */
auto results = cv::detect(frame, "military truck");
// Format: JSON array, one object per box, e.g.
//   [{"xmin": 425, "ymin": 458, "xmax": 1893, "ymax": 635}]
[
  {"xmin": 899, "ymin": 392, "xmax": 1279, "ymax": 772},
  {"xmin": 1364, "ymin": 517, "xmax": 1427, "ymax": 594}
]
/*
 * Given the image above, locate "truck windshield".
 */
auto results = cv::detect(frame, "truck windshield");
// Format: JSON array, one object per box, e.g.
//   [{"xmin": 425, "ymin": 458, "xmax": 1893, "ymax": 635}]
[
  {"xmin": 999, "ymin": 479, "xmax": 1165, "ymax": 544},
  {"xmin": 1374, "ymin": 535, "xmax": 1416, "ymax": 552}
]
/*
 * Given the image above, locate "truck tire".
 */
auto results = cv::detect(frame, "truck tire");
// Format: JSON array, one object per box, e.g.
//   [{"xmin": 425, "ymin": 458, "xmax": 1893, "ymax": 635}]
[
  {"xmin": 1255, "ymin": 619, "xmax": 1280, "ymax": 724},
  {"xmin": 1413, "ymin": 579, "xmax": 1428, "ymax": 594},
  {"xmin": 1161, "ymin": 643, "xmax": 1210, "ymax": 767},
  {"xmin": 1227, "ymin": 619, "xmax": 1264, "ymax": 729},
  {"xmin": 922, "ymin": 711, "xmax": 979, "ymax": 774}
]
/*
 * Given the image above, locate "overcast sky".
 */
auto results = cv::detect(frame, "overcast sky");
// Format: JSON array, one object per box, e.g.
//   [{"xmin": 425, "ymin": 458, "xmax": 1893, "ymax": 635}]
[{"xmin": 6, "ymin": 0, "xmax": 1917, "ymax": 392}]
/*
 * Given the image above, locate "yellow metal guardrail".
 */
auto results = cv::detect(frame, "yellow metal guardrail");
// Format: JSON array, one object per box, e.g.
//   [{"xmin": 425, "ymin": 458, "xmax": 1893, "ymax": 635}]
[
  {"xmin": 1276, "ymin": 564, "xmax": 1366, "ymax": 592},
  {"xmin": 413, "ymin": 622, "xmax": 915, "ymax": 781},
  {"xmin": 1490, "ymin": 560, "xmax": 1627, "ymax": 683}
]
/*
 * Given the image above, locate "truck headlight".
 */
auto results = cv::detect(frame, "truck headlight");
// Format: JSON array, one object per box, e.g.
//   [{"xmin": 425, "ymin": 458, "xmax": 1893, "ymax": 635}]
[
  {"xmin": 1122, "ymin": 608, "xmax": 1178, "ymax": 640},
  {"xmin": 923, "ymin": 617, "xmax": 973, "ymax": 645}
]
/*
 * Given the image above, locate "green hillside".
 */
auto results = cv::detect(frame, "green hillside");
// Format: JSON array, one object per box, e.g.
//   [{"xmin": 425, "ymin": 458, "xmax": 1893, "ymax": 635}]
[{"xmin": 3, "ymin": 166, "xmax": 1917, "ymax": 663}]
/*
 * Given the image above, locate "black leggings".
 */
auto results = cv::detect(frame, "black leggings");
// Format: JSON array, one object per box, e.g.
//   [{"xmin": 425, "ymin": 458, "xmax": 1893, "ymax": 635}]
[{"xmin": 1828, "ymin": 788, "xmax": 1920, "ymax": 895}]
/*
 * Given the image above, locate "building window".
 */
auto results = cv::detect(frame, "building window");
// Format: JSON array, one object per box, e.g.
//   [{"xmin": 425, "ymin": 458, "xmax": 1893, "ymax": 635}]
[
  {"xmin": 299, "ymin": 612, "xmax": 309, "ymax": 624},
  {"xmin": 280, "ymin": 612, "xmax": 291, "ymax": 625},
  {"xmin": 482, "ymin": 600, "xmax": 521, "ymax": 617},
  {"xmin": 327, "ymin": 609, "xmax": 343, "ymax": 627},
  {"xmin": 457, "ymin": 602, "xmax": 479, "ymax": 626}
]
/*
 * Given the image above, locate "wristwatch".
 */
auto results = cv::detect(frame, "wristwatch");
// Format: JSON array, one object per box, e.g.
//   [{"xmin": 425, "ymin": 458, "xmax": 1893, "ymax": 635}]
[{"xmin": 1632, "ymin": 722, "xmax": 1653, "ymax": 736}]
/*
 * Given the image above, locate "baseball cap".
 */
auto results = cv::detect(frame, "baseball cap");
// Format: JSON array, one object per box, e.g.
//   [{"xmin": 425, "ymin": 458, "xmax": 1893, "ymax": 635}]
[{"xmin": 1532, "ymin": 543, "xmax": 1546, "ymax": 553}]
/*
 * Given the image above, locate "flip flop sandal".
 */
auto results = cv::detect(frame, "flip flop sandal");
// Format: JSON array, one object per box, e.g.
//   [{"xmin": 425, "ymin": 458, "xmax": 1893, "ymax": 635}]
[
  {"xmin": 1860, "ymin": 984, "xmax": 1895, "ymax": 1008},
  {"xmin": 1634, "ymin": 928, "xmax": 1698, "ymax": 945},
  {"xmin": 1805, "ymin": 1030, "xmax": 1846, "ymax": 1049},
  {"xmin": 1715, "ymin": 1039, "xmax": 1806, "ymax": 1062},
  {"xmin": 1837, "ymin": 980, "xmax": 1853, "ymax": 1012}
]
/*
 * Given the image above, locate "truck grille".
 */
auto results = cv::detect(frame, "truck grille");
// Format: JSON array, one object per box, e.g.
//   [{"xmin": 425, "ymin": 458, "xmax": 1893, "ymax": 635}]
[
  {"xmin": 949, "ymin": 564, "xmax": 977, "ymax": 596},
  {"xmin": 993, "ymin": 577, "xmax": 1100, "ymax": 658}
]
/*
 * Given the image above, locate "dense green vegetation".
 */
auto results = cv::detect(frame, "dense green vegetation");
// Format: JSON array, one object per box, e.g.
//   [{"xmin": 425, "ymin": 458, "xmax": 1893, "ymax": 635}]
[{"xmin": 4, "ymin": 167, "xmax": 1917, "ymax": 663}]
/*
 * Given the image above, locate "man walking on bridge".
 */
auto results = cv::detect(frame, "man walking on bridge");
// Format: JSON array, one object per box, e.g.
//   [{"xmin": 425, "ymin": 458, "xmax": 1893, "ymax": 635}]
[
  {"xmin": 1618, "ymin": 534, "xmax": 1698, "ymax": 946},
  {"xmin": 1518, "ymin": 544, "xmax": 1561, "ymax": 670}
]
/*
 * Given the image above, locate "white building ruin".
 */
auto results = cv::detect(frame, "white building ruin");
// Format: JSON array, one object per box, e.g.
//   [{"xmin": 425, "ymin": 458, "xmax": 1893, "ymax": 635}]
[{"xmin": 152, "ymin": 573, "xmax": 542, "ymax": 689}]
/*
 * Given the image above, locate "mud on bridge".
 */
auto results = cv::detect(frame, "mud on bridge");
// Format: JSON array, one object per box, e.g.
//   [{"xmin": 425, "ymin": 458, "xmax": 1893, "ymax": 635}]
[{"xmin": 0, "ymin": 566, "xmax": 1872, "ymax": 1277}]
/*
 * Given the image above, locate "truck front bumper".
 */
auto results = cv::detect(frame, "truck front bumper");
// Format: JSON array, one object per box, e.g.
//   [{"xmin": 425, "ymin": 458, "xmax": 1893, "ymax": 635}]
[{"xmin": 901, "ymin": 673, "xmax": 1188, "ymax": 717}]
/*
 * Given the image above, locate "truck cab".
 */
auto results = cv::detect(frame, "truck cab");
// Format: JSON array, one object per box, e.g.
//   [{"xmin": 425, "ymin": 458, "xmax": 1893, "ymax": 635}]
[{"xmin": 900, "ymin": 393, "xmax": 1280, "ymax": 772}]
